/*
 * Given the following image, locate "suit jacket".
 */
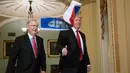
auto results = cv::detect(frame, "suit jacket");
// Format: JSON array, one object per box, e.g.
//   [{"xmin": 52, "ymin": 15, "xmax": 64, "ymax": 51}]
[
  {"xmin": 6, "ymin": 33, "xmax": 46, "ymax": 73},
  {"xmin": 56, "ymin": 28, "xmax": 90, "ymax": 72}
]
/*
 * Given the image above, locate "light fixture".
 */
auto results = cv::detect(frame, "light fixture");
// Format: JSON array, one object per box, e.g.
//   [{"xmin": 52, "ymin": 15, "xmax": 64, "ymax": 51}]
[
  {"xmin": 22, "ymin": 0, "xmax": 40, "ymax": 32},
  {"xmin": 28, "ymin": 0, "xmax": 33, "ymax": 19},
  {"xmin": 22, "ymin": 0, "xmax": 33, "ymax": 32},
  {"xmin": 22, "ymin": 28, "xmax": 27, "ymax": 32},
  {"xmin": 22, "ymin": 28, "xmax": 40, "ymax": 32}
]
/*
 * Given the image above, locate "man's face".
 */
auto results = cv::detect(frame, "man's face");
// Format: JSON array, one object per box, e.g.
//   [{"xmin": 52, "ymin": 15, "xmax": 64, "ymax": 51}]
[
  {"xmin": 27, "ymin": 20, "xmax": 39, "ymax": 36},
  {"xmin": 73, "ymin": 16, "xmax": 82, "ymax": 29}
]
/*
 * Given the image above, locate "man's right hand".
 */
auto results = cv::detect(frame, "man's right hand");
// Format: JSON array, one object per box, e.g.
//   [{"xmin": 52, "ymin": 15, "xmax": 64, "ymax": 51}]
[{"xmin": 62, "ymin": 45, "xmax": 68, "ymax": 56}]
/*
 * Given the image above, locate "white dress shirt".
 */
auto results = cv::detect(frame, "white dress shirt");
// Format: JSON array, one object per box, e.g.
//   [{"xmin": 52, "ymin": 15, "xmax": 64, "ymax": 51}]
[
  {"xmin": 72, "ymin": 27, "xmax": 84, "ymax": 55},
  {"xmin": 28, "ymin": 33, "xmax": 38, "ymax": 51}
]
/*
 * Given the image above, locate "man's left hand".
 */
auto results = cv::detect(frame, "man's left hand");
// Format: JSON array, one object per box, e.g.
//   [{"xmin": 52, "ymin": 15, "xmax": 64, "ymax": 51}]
[
  {"xmin": 41, "ymin": 71, "xmax": 46, "ymax": 73},
  {"xmin": 87, "ymin": 65, "xmax": 91, "ymax": 72}
]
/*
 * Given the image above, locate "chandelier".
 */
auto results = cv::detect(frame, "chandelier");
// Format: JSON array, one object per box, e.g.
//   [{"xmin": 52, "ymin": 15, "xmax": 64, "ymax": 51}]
[{"xmin": 28, "ymin": 0, "xmax": 33, "ymax": 19}]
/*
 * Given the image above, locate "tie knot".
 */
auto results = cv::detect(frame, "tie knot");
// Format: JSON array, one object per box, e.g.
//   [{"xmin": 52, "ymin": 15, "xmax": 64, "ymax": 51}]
[{"xmin": 32, "ymin": 36, "xmax": 35, "ymax": 39}]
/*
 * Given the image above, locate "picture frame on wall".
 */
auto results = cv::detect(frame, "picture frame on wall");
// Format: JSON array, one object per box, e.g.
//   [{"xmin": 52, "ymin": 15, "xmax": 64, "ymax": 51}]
[
  {"xmin": 3, "ymin": 40, "xmax": 14, "ymax": 59},
  {"xmin": 47, "ymin": 39, "xmax": 59, "ymax": 57}
]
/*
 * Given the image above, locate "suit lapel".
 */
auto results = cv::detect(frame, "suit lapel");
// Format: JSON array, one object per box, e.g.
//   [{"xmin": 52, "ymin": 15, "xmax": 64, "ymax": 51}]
[
  {"xmin": 79, "ymin": 31, "xmax": 85, "ymax": 45},
  {"xmin": 35, "ymin": 36, "xmax": 40, "ymax": 57},
  {"xmin": 69, "ymin": 29, "xmax": 79, "ymax": 50},
  {"xmin": 70, "ymin": 29, "xmax": 85, "ymax": 49},
  {"xmin": 79, "ymin": 31, "xmax": 86, "ymax": 52},
  {"xmin": 24, "ymin": 34, "xmax": 33, "ymax": 51}
]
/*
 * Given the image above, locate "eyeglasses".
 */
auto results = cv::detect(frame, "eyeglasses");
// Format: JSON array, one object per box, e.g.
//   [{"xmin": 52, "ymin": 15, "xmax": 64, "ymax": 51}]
[{"xmin": 30, "ymin": 25, "xmax": 39, "ymax": 27}]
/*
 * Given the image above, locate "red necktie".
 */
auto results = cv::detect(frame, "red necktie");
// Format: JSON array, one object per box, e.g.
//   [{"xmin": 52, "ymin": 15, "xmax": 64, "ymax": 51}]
[
  {"xmin": 32, "ymin": 37, "xmax": 37, "ymax": 57},
  {"xmin": 76, "ymin": 30, "xmax": 83, "ymax": 61}
]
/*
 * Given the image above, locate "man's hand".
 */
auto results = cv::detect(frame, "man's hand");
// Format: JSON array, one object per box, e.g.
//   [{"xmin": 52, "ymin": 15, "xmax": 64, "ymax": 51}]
[
  {"xmin": 62, "ymin": 45, "xmax": 68, "ymax": 56},
  {"xmin": 87, "ymin": 65, "xmax": 91, "ymax": 72},
  {"xmin": 41, "ymin": 71, "xmax": 46, "ymax": 73}
]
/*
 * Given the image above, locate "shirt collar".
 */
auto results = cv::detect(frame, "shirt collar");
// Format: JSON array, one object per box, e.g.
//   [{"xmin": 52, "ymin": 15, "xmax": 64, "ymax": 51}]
[
  {"xmin": 28, "ymin": 32, "xmax": 35, "ymax": 40},
  {"xmin": 72, "ymin": 27, "xmax": 80, "ymax": 32},
  {"xmin": 72, "ymin": 27, "xmax": 77, "ymax": 32}
]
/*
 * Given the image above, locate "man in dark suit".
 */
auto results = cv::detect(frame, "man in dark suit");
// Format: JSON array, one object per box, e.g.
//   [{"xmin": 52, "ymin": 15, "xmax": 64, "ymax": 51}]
[
  {"xmin": 6, "ymin": 19, "xmax": 46, "ymax": 73},
  {"xmin": 56, "ymin": 15, "xmax": 91, "ymax": 73}
]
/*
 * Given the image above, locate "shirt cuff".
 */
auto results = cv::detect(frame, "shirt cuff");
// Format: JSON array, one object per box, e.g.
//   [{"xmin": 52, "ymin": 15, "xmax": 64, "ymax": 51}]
[{"xmin": 87, "ymin": 65, "xmax": 91, "ymax": 67}]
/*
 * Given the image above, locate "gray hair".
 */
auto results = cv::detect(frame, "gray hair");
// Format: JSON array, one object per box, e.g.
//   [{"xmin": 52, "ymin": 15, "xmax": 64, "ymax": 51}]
[{"xmin": 27, "ymin": 19, "xmax": 38, "ymax": 25}]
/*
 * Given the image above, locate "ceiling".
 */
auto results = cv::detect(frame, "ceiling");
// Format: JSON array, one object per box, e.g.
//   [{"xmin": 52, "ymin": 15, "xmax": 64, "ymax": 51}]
[
  {"xmin": 0, "ymin": 0, "xmax": 71, "ymax": 27},
  {"xmin": 0, "ymin": 0, "xmax": 92, "ymax": 28},
  {"xmin": 0, "ymin": 0, "xmax": 69, "ymax": 18}
]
